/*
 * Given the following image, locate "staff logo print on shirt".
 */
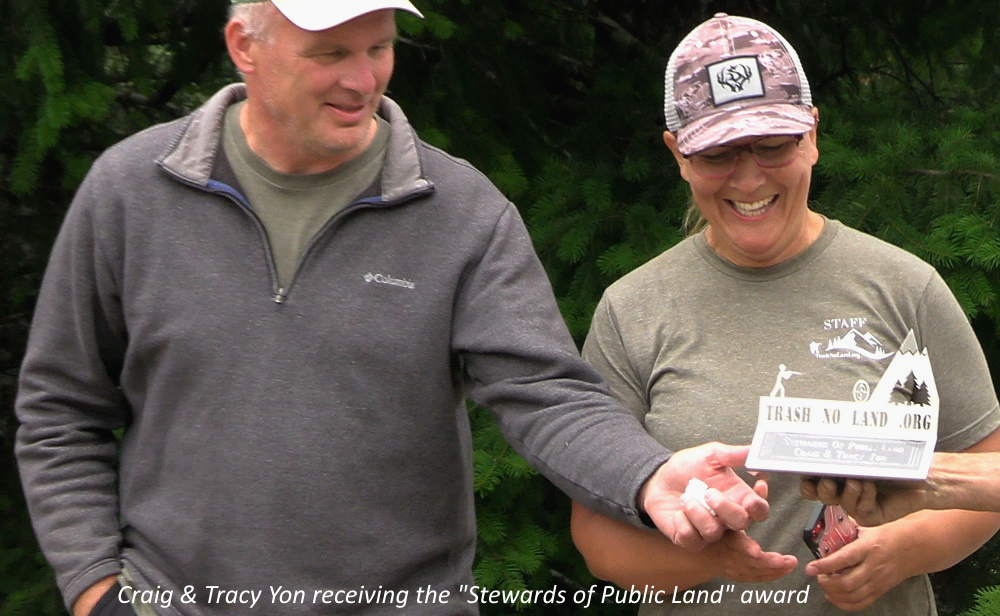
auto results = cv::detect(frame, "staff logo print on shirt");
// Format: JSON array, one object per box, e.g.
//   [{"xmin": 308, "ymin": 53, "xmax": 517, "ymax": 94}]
[{"xmin": 809, "ymin": 317, "xmax": 893, "ymax": 361}]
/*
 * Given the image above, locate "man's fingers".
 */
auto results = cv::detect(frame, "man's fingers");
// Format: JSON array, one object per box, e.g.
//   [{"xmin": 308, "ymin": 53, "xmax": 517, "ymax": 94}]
[
  {"xmin": 702, "ymin": 489, "xmax": 750, "ymax": 532},
  {"xmin": 681, "ymin": 492, "xmax": 727, "ymax": 542},
  {"xmin": 646, "ymin": 442, "xmax": 776, "ymax": 551},
  {"xmin": 743, "ymin": 486, "xmax": 771, "ymax": 522},
  {"xmin": 753, "ymin": 476, "xmax": 769, "ymax": 500},
  {"xmin": 710, "ymin": 443, "xmax": 752, "ymax": 469},
  {"xmin": 661, "ymin": 506, "xmax": 711, "ymax": 551}
]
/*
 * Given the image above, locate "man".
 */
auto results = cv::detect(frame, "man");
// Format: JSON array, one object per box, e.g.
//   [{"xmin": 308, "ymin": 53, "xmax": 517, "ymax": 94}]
[
  {"xmin": 802, "ymin": 452, "xmax": 1000, "ymax": 525},
  {"xmin": 15, "ymin": 2, "xmax": 768, "ymax": 616}
]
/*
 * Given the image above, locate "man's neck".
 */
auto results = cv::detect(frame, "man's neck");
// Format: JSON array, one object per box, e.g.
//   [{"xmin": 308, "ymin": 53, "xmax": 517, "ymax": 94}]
[{"xmin": 238, "ymin": 102, "xmax": 378, "ymax": 175}]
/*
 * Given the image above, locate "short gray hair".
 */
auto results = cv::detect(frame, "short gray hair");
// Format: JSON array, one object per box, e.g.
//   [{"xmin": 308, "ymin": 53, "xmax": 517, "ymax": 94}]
[{"xmin": 229, "ymin": 1, "xmax": 276, "ymax": 44}]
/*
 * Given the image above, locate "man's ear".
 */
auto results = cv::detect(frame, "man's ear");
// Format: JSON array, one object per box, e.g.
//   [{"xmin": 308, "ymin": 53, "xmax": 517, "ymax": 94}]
[
  {"xmin": 663, "ymin": 131, "xmax": 692, "ymax": 182},
  {"xmin": 225, "ymin": 18, "xmax": 256, "ymax": 75}
]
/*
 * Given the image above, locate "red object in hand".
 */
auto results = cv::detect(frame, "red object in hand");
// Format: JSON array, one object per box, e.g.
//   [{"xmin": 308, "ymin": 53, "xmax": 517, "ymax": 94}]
[{"xmin": 803, "ymin": 503, "xmax": 859, "ymax": 559}]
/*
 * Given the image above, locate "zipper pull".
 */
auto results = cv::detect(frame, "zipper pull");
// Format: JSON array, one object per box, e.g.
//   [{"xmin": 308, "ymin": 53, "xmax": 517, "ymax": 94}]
[{"xmin": 273, "ymin": 288, "xmax": 287, "ymax": 304}]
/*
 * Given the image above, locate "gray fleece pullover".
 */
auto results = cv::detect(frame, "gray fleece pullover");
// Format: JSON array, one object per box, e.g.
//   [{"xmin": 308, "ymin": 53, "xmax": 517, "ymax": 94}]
[{"xmin": 15, "ymin": 84, "xmax": 671, "ymax": 615}]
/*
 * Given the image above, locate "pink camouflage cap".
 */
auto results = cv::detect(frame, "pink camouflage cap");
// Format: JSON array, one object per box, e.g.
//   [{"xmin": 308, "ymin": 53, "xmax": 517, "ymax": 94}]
[{"xmin": 664, "ymin": 13, "xmax": 815, "ymax": 156}]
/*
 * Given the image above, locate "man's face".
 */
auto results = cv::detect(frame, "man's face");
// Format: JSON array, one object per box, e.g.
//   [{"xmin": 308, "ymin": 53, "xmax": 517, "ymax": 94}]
[{"xmin": 239, "ymin": 8, "xmax": 397, "ymax": 174}]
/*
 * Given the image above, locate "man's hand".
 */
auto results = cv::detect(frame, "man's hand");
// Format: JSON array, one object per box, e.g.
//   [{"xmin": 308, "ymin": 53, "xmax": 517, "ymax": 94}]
[
  {"xmin": 800, "ymin": 477, "xmax": 928, "ymax": 526},
  {"xmin": 640, "ymin": 442, "xmax": 770, "ymax": 550},
  {"xmin": 73, "ymin": 575, "xmax": 118, "ymax": 616}
]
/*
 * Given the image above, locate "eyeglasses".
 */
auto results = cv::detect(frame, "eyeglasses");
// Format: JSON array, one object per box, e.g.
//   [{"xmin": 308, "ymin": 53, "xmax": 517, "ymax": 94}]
[{"xmin": 684, "ymin": 135, "xmax": 805, "ymax": 179}]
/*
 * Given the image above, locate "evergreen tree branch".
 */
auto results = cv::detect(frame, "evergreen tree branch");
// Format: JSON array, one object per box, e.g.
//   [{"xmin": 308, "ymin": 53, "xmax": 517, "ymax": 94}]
[
  {"xmin": 908, "ymin": 169, "xmax": 998, "ymax": 180},
  {"xmin": 882, "ymin": 12, "xmax": 941, "ymax": 104}
]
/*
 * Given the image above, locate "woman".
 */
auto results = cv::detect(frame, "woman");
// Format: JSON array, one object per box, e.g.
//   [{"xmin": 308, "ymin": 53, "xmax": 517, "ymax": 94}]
[{"xmin": 571, "ymin": 13, "xmax": 1000, "ymax": 615}]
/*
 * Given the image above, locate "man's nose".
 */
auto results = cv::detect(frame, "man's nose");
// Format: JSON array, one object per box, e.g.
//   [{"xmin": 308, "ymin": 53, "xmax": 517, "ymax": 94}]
[{"xmin": 339, "ymin": 56, "xmax": 378, "ymax": 93}]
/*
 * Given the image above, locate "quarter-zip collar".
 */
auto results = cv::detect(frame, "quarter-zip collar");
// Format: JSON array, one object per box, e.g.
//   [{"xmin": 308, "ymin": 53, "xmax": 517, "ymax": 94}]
[{"xmin": 157, "ymin": 83, "xmax": 434, "ymax": 205}]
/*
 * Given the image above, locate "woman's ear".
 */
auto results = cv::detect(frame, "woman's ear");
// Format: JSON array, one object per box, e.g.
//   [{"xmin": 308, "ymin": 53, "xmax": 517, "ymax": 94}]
[
  {"xmin": 806, "ymin": 107, "xmax": 820, "ymax": 165},
  {"xmin": 663, "ymin": 131, "xmax": 692, "ymax": 182}
]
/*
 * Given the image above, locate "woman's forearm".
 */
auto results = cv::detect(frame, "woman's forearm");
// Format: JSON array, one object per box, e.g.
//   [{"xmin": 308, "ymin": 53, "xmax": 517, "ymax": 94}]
[
  {"xmin": 879, "ymin": 507, "xmax": 1000, "ymax": 577},
  {"xmin": 571, "ymin": 501, "xmax": 715, "ymax": 590},
  {"xmin": 571, "ymin": 501, "xmax": 797, "ymax": 590},
  {"xmin": 928, "ymin": 452, "xmax": 1000, "ymax": 513}
]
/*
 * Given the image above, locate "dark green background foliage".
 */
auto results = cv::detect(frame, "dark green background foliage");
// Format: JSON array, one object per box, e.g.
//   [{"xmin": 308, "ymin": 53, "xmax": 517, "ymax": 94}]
[{"xmin": 2, "ymin": 0, "xmax": 999, "ymax": 614}]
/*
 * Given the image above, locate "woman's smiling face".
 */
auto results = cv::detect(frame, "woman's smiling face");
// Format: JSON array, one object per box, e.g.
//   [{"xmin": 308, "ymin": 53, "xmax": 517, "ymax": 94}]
[{"xmin": 664, "ymin": 108, "xmax": 823, "ymax": 268}]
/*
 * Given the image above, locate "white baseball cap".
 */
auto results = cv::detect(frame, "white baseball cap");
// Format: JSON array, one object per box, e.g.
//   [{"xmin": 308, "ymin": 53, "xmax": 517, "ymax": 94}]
[{"xmin": 232, "ymin": 0, "xmax": 423, "ymax": 32}]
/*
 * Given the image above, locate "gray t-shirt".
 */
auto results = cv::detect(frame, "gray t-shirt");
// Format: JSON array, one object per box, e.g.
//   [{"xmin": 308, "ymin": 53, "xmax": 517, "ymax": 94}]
[
  {"xmin": 223, "ymin": 102, "xmax": 389, "ymax": 288},
  {"xmin": 584, "ymin": 219, "xmax": 1000, "ymax": 616}
]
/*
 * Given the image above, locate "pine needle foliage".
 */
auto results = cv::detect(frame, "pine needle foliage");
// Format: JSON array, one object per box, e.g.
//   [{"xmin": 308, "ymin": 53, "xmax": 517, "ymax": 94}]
[
  {"xmin": 958, "ymin": 586, "xmax": 1000, "ymax": 616},
  {"xmin": 0, "ymin": 472, "xmax": 63, "ymax": 616},
  {"xmin": 807, "ymin": 3, "xmax": 1000, "ymax": 339},
  {"xmin": 3, "ymin": 2, "xmax": 246, "ymax": 614},
  {"xmin": 468, "ymin": 405, "xmax": 574, "ymax": 613},
  {"xmin": 11, "ymin": 0, "xmax": 233, "ymax": 197}
]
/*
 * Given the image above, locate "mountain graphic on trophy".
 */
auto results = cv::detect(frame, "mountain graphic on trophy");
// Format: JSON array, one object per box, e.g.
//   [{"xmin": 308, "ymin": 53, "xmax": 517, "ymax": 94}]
[{"xmin": 747, "ymin": 330, "xmax": 938, "ymax": 480}]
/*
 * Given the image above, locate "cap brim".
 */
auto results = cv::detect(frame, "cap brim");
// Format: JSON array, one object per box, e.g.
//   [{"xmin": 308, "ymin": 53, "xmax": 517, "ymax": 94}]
[
  {"xmin": 272, "ymin": 0, "xmax": 424, "ymax": 32},
  {"xmin": 676, "ymin": 103, "xmax": 815, "ymax": 156}
]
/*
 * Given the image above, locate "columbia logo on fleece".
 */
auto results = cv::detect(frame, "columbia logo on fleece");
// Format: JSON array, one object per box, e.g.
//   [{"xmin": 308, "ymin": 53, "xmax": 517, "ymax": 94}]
[{"xmin": 363, "ymin": 272, "xmax": 416, "ymax": 290}]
